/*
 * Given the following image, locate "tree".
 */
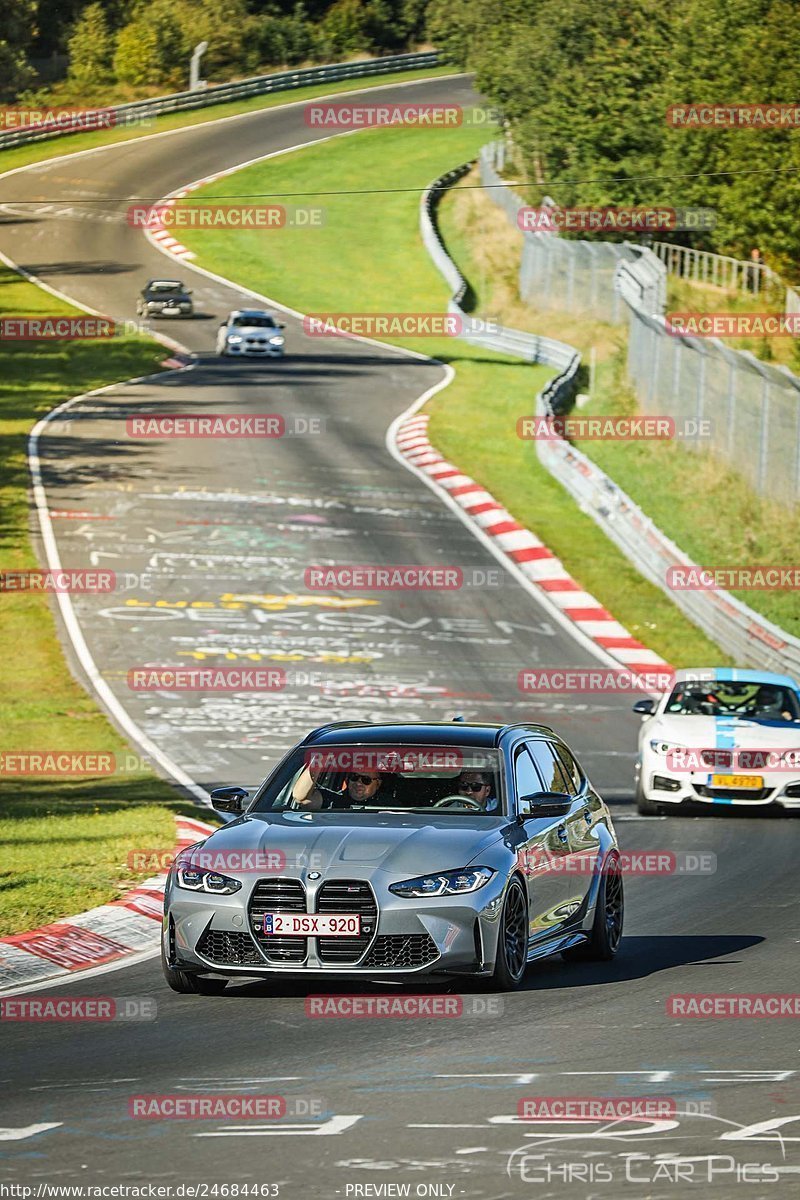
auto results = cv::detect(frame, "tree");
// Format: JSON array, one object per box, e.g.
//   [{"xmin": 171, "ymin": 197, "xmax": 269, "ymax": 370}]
[
  {"xmin": 0, "ymin": 0, "xmax": 36, "ymax": 101},
  {"xmin": 67, "ymin": 3, "xmax": 115, "ymax": 89}
]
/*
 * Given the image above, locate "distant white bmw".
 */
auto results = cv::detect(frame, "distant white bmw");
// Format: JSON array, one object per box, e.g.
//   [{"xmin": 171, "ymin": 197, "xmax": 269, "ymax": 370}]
[
  {"xmin": 216, "ymin": 309, "xmax": 285, "ymax": 357},
  {"xmin": 634, "ymin": 668, "xmax": 800, "ymax": 814}
]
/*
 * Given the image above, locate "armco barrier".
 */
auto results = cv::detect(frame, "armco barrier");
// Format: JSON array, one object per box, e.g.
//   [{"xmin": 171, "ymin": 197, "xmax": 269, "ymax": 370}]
[
  {"xmin": 0, "ymin": 52, "xmax": 440, "ymax": 151},
  {"xmin": 422, "ymin": 164, "xmax": 580, "ymax": 405},
  {"xmin": 424, "ymin": 155, "xmax": 800, "ymax": 676}
]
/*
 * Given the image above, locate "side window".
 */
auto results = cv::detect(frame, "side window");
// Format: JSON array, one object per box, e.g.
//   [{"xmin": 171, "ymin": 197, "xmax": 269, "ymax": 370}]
[
  {"xmin": 514, "ymin": 747, "xmax": 544, "ymax": 801},
  {"xmin": 527, "ymin": 740, "xmax": 572, "ymax": 794},
  {"xmin": 553, "ymin": 744, "xmax": 583, "ymax": 795}
]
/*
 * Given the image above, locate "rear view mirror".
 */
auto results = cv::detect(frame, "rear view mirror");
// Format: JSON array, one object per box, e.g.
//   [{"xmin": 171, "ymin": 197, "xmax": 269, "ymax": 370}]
[
  {"xmin": 210, "ymin": 785, "xmax": 249, "ymax": 813},
  {"xmin": 633, "ymin": 698, "xmax": 656, "ymax": 716}
]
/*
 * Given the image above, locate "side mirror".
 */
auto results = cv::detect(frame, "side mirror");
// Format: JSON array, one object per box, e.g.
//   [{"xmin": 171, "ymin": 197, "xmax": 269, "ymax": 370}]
[
  {"xmin": 278, "ymin": 322, "xmax": 286, "ymax": 329},
  {"xmin": 633, "ymin": 698, "xmax": 656, "ymax": 716},
  {"xmin": 210, "ymin": 785, "xmax": 249, "ymax": 813},
  {"xmin": 518, "ymin": 791, "xmax": 572, "ymax": 819}
]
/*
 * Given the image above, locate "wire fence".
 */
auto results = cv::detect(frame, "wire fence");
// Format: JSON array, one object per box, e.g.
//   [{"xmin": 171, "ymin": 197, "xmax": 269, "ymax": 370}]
[
  {"xmin": 479, "ymin": 140, "xmax": 800, "ymax": 504},
  {"xmin": 429, "ymin": 154, "xmax": 800, "ymax": 674}
]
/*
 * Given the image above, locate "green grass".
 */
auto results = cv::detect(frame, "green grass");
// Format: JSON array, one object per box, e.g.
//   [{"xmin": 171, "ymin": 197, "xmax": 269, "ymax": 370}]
[
  {"xmin": 178, "ymin": 124, "xmax": 729, "ymax": 666},
  {"xmin": 0, "ymin": 67, "xmax": 458, "ymax": 177},
  {"xmin": 440, "ymin": 172, "xmax": 800, "ymax": 641},
  {"xmin": 0, "ymin": 269, "xmax": 210, "ymax": 936}
]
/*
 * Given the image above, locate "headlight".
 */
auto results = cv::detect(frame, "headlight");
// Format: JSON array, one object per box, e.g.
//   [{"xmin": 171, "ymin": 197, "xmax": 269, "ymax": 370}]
[
  {"xmin": 227, "ymin": 335, "xmax": 243, "ymax": 344},
  {"xmin": 269, "ymin": 336, "xmax": 285, "ymax": 346},
  {"xmin": 389, "ymin": 866, "xmax": 495, "ymax": 898},
  {"xmin": 649, "ymin": 739, "xmax": 683, "ymax": 755},
  {"xmin": 175, "ymin": 862, "xmax": 241, "ymax": 894}
]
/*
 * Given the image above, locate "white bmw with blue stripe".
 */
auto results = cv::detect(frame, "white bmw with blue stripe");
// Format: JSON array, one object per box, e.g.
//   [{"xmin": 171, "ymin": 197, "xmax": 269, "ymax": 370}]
[{"xmin": 633, "ymin": 668, "xmax": 800, "ymax": 814}]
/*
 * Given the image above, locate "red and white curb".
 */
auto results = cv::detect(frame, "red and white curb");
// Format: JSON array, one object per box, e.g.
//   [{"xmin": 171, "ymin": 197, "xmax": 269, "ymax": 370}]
[
  {"xmin": 394, "ymin": 413, "xmax": 670, "ymax": 675},
  {"xmin": 0, "ymin": 815, "xmax": 215, "ymax": 993}
]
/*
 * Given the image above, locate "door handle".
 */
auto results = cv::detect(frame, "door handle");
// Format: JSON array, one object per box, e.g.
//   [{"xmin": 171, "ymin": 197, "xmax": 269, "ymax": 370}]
[{"xmin": 557, "ymin": 823, "xmax": 568, "ymax": 844}]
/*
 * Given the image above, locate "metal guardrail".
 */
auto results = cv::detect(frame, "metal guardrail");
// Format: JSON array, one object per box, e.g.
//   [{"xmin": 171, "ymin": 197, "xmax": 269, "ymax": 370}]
[
  {"xmin": 534, "ymin": 430, "xmax": 800, "ymax": 677},
  {"xmin": 440, "ymin": 148, "xmax": 800, "ymax": 675},
  {"xmin": 651, "ymin": 240, "xmax": 788, "ymax": 306},
  {"xmin": 0, "ymin": 51, "xmax": 440, "ymax": 151},
  {"xmin": 421, "ymin": 163, "xmax": 580, "ymax": 407}
]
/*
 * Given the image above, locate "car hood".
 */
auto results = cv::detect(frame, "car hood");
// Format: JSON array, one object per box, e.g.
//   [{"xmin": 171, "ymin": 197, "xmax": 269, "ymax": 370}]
[
  {"xmin": 647, "ymin": 714, "xmax": 800, "ymax": 748},
  {"xmin": 194, "ymin": 811, "xmax": 508, "ymax": 878}
]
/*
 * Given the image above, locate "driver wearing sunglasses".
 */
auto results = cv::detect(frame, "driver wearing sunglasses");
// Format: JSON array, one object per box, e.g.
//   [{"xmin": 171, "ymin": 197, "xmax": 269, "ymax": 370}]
[
  {"xmin": 292, "ymin": 765, "xmax": 385, "ymax": 810},
  {"xmin": 455, "ymin": 770, "xmax": 499, "ymax": 812}
]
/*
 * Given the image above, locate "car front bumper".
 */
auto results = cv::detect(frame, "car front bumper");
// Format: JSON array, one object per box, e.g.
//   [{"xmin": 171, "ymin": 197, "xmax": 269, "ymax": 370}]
[
  {"xmin": 164, "ymin": 871, "xmax": 508, "ymax": 978},
  {"xmin": 223, "ymin": 342, "xmax": 284, "ymax": 357},
  {"xmin": 638, "ymin": 758, "xmax": 800, "ymax": 808}
]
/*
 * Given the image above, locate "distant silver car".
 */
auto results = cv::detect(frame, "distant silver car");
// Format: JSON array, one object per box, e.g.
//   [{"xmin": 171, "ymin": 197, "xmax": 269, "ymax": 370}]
[
  {"xmin": 216, "ymin": 309, "xmax": 285, "ymax": 357},
  {"xmin": 162, "ymin": 721, "xmax": 623, "ymax": 994}
]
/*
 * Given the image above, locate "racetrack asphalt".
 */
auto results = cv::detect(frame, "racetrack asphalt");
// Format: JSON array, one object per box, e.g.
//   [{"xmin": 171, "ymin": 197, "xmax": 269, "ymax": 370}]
[{"xmin": 0, "ymin": 74, "xmax": 798, "ymax": 1196}]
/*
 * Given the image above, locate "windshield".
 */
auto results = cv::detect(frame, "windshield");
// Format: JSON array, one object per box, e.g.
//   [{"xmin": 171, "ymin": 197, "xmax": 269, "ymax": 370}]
[
  {"xmin": 148, "ymin": 282, "xmax": 183, "ymax": 294},
  {"xmin": 252, "ymin": 744, "xmax": 505, "ymax": 816},
  {"xmin": 664, "ymin": 681, "xmax": 800, "ymax": 722},
  {"xmin": 232, "ymin": 315, "xmax": 276, "ymax": 328}
]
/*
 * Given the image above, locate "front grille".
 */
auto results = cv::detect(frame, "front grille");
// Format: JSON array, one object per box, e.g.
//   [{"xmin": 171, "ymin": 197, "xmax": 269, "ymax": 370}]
[
  {"xmin": 692, "ymin": 784, "xmax": 773, "ymax": 801},
  {"xmin": 316, "ymin": 880, "xmax": 377, "ymax": 964},
  {"xmin": 362, "ymin": 934, "xmax": 439, "ymax": 970},
  {"xmin": 197, "ymin": 928, "xmax": 264, "ymax": 968},
  {"xmin": 249, "ymin": 877, "xmax": 307, "ymax": 963}
]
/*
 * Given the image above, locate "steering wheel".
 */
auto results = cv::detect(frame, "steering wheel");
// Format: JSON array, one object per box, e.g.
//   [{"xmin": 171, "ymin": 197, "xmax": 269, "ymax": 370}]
[{"xmin": 433, "ymin": 794, "xmax": 484, "ymax": 811}]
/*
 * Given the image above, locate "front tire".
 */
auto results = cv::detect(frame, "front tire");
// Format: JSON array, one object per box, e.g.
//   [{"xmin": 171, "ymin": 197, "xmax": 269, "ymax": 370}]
[
  {"xmin": 636, "ymin": 775, "xmax": 659, "ymax": 816},
  {"xmin": 491, "ymin": 877, "xmax": 528, "ymax": 990},
  {"xmin": 161, "ymin": 944, "xmax": 228, "ymax": 994},
  {"xmin": 563, "ymin": 855, "xmax": 624, "ymax": 962}
]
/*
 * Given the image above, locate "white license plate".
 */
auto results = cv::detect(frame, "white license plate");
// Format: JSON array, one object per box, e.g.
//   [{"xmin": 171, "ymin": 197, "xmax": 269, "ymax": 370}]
[
  {"xmin": 262, "ymin": 912, "xmax": 361, "ymax": 937},
  {"xmin": 162, "ymin": 307, "xmax": 180, "ymax": 314}
]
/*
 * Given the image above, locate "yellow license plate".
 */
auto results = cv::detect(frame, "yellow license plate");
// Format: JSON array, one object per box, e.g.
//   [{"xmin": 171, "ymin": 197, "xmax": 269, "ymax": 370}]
[{"xmin": 711, "ymin": 774, "xmax": 763, "ymax": 789}]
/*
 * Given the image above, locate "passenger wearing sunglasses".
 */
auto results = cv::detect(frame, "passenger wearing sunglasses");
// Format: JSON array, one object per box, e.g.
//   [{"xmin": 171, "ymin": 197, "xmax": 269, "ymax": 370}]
[{"xmin": 455, "ymin": 770, "xmax": 499, "ymax": 812}]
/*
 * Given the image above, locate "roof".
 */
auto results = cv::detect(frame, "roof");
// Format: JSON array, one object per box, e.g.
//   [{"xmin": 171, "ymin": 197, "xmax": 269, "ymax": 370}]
[
  {"xmin": 233, "ymin": 308, "xmax": 275, "ymax": 318},
  {"xmin": 303, "ymin": 721, "xmax": 554, "ymax": 748},
  {"xmin": 673, "ymin": 667, "xmax": 799, "ymax": 690}
]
